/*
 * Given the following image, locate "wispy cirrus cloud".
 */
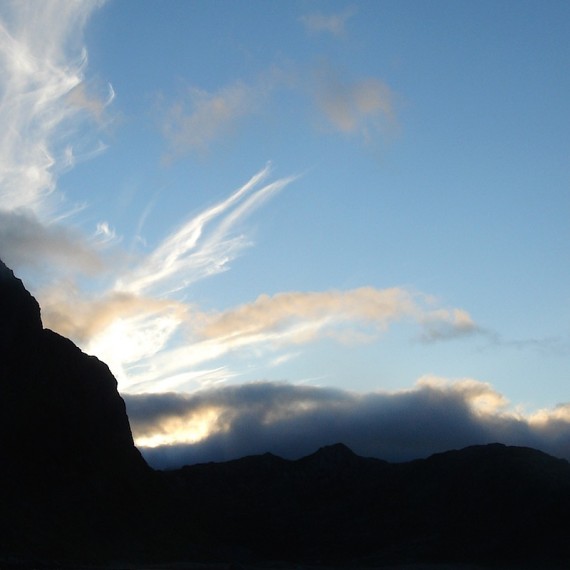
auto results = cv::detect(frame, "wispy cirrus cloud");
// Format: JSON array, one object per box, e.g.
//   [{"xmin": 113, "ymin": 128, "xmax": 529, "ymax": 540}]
[
  {"xmin": 125, "ymin": 376, "xmax": 570, "ymax": 469},
  {"xmin": 0, "ymin": 0, "xmax": 107, "ymax": 215},
  {"xmin": 0, "ymin": 0, "xmax": 111, "ymax": 276},
  {"xmin": 114, "ymin": 164, "xmax": 296, "ymax": 296}
]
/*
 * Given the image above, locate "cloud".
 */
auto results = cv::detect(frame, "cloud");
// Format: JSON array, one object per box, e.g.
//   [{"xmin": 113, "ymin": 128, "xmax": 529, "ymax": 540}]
[
  {"xmin": 114, "ymin": 164, "xmax": 296, "ymax": 296},
  {"xmin": 419, "ymin": 308, "xmax": 480, "ymax": 342},
  {"xmin": 481, "ymin": 330, "xmax": 569, "ymax": 356},
  {"xmin": 40, "ymin": 286, "xmax": 186, "ymax": 346},
  {"xmin": 79, "ymin": 282, "xmax": 477, "ymax": 394},
  {"xmin": 0, "ymin": 2, "xmax": 477, "ymax": 407},
  {"xmin": 0, "ymin": 0, "xmax": 106, "ymax": 217},
  {"xmin": 21, "ymin": 153, "xmax": 473, "ymax": 395},
  {"xmin": 67, "ymin": 81, "xmax": 115, "ymax": 123},
  {"xmin": 0, "ymin": 210, "xmax": 105, "ymax": 274},
  {"xmin": 200, "ymin": 287, "xmax": 415, "ymax": 340},
  {"xmin": 300, "ymin": 9, "xmax": 356, "ymax": 38},
  {"xmin": 312, "ymin": 66, "xmax": 397, "ymax": 142},
  {"xmin": 125, "ymin": 377, "xmax": 570, "ymax": 469},
  {"xmin": 159, "ymin": 69, "xmax": 289, "ymax": 158},
  {"xmin": 160, "ymin": 63, "xmax": 399, "ymax": 156},
  {"xmin": 161, "ymin": 82, "xmax": 255, "ymax": 156},
  {"xmin": 0, "ymin": 3, "xmax": 303, "ymax": 396},
  {"xmin": 33, "ymin": 165, "xmax": 297, "ymax": 392},
  {"xmin": 198, "ymin": 287, "xmax": 478, "ymax": 348},
  {"xmin": 0, "ymin": 0, "xmax": 112, "ymax": 280}
]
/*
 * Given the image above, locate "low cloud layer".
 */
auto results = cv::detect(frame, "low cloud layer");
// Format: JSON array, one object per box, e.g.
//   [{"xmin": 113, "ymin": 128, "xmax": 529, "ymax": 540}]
[
  {"xmin": 2, "ymin": 2, "xmax": 561, "ymax": 452},
  {"xmin": 126, "ymin": 378, "xmax": 570, "ymax": 470}
]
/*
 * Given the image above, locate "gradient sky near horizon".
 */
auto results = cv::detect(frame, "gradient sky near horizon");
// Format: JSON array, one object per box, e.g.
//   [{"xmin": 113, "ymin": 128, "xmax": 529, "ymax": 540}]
[{"xmin": 1, "ymin": 1, "xmax": 569, "ymax": 466}]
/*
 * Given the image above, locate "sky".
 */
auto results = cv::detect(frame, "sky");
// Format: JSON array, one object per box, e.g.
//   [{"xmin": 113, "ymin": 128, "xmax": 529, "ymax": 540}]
[{"xmin": 0, "ymin": 0, "xmax": 569, "ymax": 468}]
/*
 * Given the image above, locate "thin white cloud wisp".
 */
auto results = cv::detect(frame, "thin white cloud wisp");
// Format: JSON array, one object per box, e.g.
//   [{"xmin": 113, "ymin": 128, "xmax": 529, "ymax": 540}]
[
  {"xmin": 0, "ymin": 0, "xmax": 110, "ymax": 272},
  {"xmin": 114, "ymin": 164, "xmax": 295, "ymax": 296}
]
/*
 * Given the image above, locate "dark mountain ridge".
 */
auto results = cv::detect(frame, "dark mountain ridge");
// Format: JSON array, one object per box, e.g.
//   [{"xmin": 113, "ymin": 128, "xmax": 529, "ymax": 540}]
[
  {"xmin": 1, "ymin": 259, "xmax": 570, "ymax": 568},
  {"xmin": 166, "ymin": 442, "xmax": 570, "ymax": 566}
]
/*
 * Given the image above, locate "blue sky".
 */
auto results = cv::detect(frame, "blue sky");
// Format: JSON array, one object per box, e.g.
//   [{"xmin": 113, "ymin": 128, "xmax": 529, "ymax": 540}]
[{"xmin": 0, "ymin": 1, "xmax": 569, "ymax": 466}]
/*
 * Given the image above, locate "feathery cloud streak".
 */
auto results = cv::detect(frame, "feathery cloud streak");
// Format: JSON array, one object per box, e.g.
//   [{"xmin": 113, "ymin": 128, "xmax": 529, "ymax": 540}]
[
  {"xmin": 114, "ymin": 164, "xmax": 295, "ymax": 296},
  {"xmin": 127, "ymin": 377, "xmax": 570, "ymax": 469},
  {"xmin": 0, "ymin": 0, "xmax": 110, "ymax": 272},
  {"xmin": 0, "ymin": 0, "xmax": 106, "ymax": 214}
]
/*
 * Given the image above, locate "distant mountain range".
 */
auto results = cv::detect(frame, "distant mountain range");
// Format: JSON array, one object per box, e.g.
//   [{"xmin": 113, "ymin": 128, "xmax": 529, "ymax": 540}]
[{"xmin": 1, "ymin": 258, "xmax": 570, "ymax": 568}]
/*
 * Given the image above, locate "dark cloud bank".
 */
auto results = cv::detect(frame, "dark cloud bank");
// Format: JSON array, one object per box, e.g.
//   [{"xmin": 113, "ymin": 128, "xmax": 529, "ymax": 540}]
[{"xmin": 125, "ymin": 380, "xmax": 570, "ymax": 470}]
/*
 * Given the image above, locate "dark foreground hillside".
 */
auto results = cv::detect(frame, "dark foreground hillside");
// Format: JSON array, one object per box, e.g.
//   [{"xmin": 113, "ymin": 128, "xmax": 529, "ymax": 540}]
[
  {"xmin": 164, "ymin": 442, "xmax": 570, "ymax": 567},
  {"xmin": 1, "ymin": 258, "xmax": 570, "ymax": 569}
]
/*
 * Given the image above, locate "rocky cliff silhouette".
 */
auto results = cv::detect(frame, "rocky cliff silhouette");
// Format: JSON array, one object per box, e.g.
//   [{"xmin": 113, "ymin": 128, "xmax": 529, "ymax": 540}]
[
  {"xmin": 1, "ymin": 259, "xmax": 570, "ymax": 568},
  {"xmin": 0, "ymin": 259, "xmax": 159, "ymax": 562}
]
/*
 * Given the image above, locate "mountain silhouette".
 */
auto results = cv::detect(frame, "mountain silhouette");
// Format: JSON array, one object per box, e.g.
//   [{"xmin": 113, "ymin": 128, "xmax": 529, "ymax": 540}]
[
  {"xmin": 1, "ymin": 258, "xmax": 570, "ymax": 568},
  {"xmin": 0, "ymin": 259, "xmax": 159, "ymax": 562},
  {"xmin": 165, "ymin": 441, "xmax": 570, "ymax": 566}
]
